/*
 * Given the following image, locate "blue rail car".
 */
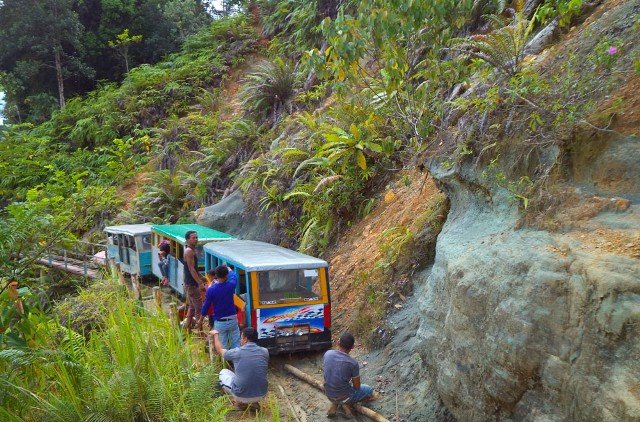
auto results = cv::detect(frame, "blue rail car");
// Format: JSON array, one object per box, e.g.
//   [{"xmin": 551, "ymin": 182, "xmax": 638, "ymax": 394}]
[
  {"xmin": 104, "ymin": 224, "xmax": 153, "ymax": 276},
  {"xmin": 203, "ymin": 240, "xmax": 332, "ymax": 354}
]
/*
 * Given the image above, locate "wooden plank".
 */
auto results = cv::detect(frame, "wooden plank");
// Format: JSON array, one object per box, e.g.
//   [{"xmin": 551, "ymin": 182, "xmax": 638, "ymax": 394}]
[
  {"xmin": 36, "ymin": 258, "xmax": 99, "ymax": 279},
  {"xmin": 153, "ymin": 286, "xmax": 162, "ymax": 308}
]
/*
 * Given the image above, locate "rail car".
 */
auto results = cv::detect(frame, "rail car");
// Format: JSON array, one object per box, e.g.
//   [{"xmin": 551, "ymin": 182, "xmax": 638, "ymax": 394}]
[
  {"xmin": 104, "ymin": 224, "xmax": 153, "ymax": 276},
  {"xmin": 203, "ymin": 239, "xmax": 332, "ymax": 354},
  {"xmin": 150, "ymin": 224, "xmax": 235, "ymax": 296}
]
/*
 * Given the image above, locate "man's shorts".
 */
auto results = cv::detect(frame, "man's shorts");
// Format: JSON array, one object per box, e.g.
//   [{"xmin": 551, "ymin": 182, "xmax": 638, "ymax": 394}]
[
  {"xmin": 219, "ymin": 369, "xmax": 265, "ymax": 404},
  {"xmin": 185, "ymin": 284, "xmax": 202, "ymax": 317}
]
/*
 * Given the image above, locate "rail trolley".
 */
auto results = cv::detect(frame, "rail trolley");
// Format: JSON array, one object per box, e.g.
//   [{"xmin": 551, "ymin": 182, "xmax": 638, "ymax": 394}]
[
  {"xmin": 104, "ymin": 224, "xmax": 153, "ymax": 276},
  {"xmin": 150, "ymin": 224, "xmax": 235, "ymax": 296},
  {"xmin": 203, "ymin": 240, "xmax": 332, "ymax": 354}
]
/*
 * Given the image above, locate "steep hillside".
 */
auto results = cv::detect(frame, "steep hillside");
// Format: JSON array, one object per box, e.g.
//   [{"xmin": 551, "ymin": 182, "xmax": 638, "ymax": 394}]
[
  {"xmin": 210, "ymin": 1, "xmax": 639, "ymax": 420},
  {"xmin": 2, "ymin": 0, "xmax": 639, "ymax": 420},
  {"xmin": 200, "ymin": 1, "xmax": 639, "ymax": 419},
  {"xmin": 410, "ymin": 1, "xmax": 640, "ymax": 420}
]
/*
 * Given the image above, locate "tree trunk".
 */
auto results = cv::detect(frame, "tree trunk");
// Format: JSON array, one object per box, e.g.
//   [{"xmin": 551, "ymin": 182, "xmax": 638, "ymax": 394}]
[
  {"xmin": 54, "ymin": 48, "xmax": 65, "ymax": 108},
  {"xmin": 303, "ymin": 40, "xmax": 328, "ymax": 91},
  {"xmin": 124, "ymin": 48, "xmax": 130, "ymax": 74}
]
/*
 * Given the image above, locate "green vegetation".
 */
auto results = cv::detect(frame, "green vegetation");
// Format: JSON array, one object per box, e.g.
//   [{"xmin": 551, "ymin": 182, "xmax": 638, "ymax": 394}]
[
  {"xmin": 452, "ymin": 12, "xmax": 535, "ymax": 77},
  {"xmin": 2, "ymin": 0, "xmax": 620, "ymax": 266},
  {"xmin": 240, "ymin": 58, "xmax": 301, "ymax": 123},
  {"xmin": 0, "ymin": 0, "xmax": 634, "ymax": 414},
  {"xmin": 1, "ymin": 279, "xmax": 228, "ymax": 420},
  {"xmin": 0, "ymin": 0, "xmax": 214, "ymax": 122},
  {"xmin": 0, "ymin": 15, "xmax": 257, "ymax": 251},
  {"xmin": 239, "ymin": 95, "xmax": 395, "ymax": 252}
]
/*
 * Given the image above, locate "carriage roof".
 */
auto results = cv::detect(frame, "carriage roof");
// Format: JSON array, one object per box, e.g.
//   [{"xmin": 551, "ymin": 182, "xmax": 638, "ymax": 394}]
[
  {"xmin": 104, "ymin": 224, "xmax": 152, "ymax": 236},
  {"xmin": 151, "ymin": 224, "xmax": 235, "ymax": 244},
  {"xmin": 203, "ymin": 240, "xmax": 328, "ymax": 271}
]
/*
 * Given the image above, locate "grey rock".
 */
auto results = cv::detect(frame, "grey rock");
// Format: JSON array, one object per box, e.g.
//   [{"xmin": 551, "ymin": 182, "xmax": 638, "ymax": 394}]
[
  {"xmin": 195, "ymin": 190, "xmax": 274, "ymax": 241},
  {"xmin": 523, "ymin": 0, "xmax": 544, "ymax": 19},
  {"xmin": 570, "ymin": 135, "xmax": 640, "ymax": 202},
  {"xmin": 525, "ymin": 18, "xmax": 560, "ymax": 55},
  {"xmin": 416, "ymin": 188, "xmax": 640, "ymax": 420}
]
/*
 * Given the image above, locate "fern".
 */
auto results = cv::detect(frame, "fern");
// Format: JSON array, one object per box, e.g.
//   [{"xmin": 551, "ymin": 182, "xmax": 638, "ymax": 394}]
[
  {"xmin": 0, "ymin": 349, "xmax": 34, "ymax": 367},
  {"xmin": 452, "ymin": 12, "xmax": 535, "ymax": 77},
  {"xmin": 239, "ymin": 58, "xmax": 301, "ymax": 122}
]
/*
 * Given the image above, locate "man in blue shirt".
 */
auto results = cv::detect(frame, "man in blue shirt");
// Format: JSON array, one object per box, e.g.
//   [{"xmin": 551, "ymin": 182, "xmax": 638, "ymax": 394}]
[
  {"xmin": 211, "ymin": 327, "xmax": 269, "ymax": 407},
  {"xmin": 197, "ymin": 265, "xmax": 240, "ymax": 348}
]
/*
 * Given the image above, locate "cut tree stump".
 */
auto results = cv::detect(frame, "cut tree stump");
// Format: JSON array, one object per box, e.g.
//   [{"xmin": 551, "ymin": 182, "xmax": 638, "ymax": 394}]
[{"xmin": 153, "ymin": 286, "xmax": 162, "ymax": 308}]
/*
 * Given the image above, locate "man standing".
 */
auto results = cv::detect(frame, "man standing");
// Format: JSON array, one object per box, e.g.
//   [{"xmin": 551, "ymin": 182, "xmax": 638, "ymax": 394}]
[
  {"xmin": 211, "ymin": 327, "xmax": 269, "ymax": 407},
  {"xmin": 183, "ymin": 230, "xmax": 206, "ymax": 332},
  {"xmin": 197, "ymin": 265, "xmax": 240, "ymax": 348},
  {"xmin": 323, "ymin": 332, "xmax": 379, "ymax": 418}
]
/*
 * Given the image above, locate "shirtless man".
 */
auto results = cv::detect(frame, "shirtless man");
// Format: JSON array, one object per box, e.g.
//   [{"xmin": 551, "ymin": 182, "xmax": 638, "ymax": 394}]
[{"xmin": 183, "ymin": 230, "xmax": 206, "ymax": 332}]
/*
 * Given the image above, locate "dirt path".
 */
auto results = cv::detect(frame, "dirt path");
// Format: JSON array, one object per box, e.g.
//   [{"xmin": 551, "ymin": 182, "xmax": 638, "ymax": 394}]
[
  {"xmin": 268, "ymin": 349, "xmax": 389, "ymax": 422},
  {"xmin": 269, "ymin": 353, "xmax": 329, "ymax": 421}
]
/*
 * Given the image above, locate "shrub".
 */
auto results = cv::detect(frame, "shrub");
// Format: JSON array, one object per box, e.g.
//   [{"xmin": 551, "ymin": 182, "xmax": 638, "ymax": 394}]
[
  {"xmin": 240, "ymin": 58, "xmax": 301, "ymax": 123},
  {"xmin": 451, "ymin": 12, "xmax": 535, "ymax": 77},
  {"xmin": 0, "ymin": 279, "xmax": 229, "ymax": 420}
]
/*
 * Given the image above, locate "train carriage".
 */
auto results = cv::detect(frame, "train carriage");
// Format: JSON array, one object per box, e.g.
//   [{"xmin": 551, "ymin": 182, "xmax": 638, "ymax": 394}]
[
  {"xmin": 150, "ymin": 224, "xmax": 235, "ymax": 296},
  {"xmin": 104, "ymin": 224, "xmax": 153, "ymax": 276},
  {"xmin": 203, "ymin": 239, "xmax": 332, "ymax": 354}
]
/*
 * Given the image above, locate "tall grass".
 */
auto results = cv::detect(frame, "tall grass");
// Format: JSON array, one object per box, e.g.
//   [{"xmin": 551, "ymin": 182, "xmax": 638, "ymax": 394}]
[{"xmin": 0, "ymin": 280, "xmax": 229, "ymax": 421}]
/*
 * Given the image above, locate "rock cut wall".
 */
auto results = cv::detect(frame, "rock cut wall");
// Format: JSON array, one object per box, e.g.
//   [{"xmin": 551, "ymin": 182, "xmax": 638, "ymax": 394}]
[
  {"xmin": 417, "ymin": 166, "xmax": 640, "ymax": 420},
  {"xmin": 415, "ymin": 1, "xmax": 640, "ymax": 419}
]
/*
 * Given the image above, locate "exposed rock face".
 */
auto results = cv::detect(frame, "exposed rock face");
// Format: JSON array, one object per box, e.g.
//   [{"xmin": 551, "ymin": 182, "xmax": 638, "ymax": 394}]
[
  {"xmin": 571, "ymin": 135, "xmax": 640, "ymax": 203},
  {"xmin": 417, "ymin": 164, "xmax": 640, "ymax": 419},
  {"xmin": 407, "ymin": 1, "xmax": 640, "ymax": 418},
  {"xmin": 195, "ymin": 190, "xmax": 275, "ymax": 241}
]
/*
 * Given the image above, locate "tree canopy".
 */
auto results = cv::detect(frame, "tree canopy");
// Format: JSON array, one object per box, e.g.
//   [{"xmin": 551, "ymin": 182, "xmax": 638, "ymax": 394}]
[{"xmin": 0, "ymin": 0, "xmax": 213, "ymax": 123}]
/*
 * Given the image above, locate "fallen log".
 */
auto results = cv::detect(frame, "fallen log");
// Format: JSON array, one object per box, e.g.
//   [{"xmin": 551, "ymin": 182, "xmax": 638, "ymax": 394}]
[
  {"xmin": 283, "ymin": 364, "xmax": 389, "ymax": 422},
  {"xmin": 284, "ymin": 364, "xmax": 324, "ymax": 390},
  {"xmin": 207, "ymin": 332, "xmax": 216, "ymax": 363},
  {"xmin": 277, "ymin": 384, "xmax": 303, "ymax": 422}
]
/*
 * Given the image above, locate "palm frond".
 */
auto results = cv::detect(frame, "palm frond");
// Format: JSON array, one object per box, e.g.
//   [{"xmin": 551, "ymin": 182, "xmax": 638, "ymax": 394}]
[
  {"xmin": 239, "ymin": 59, "xmax": 301, "ymax": 122},
  {"xmin": 452, "ymin": 12, "xmax": 534, "ymax": 77}
]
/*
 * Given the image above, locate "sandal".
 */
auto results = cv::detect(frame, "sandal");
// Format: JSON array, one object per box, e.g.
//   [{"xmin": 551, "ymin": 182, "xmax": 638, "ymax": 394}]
[{"xmin": 327, "ymin": 403, "xmax": 338, "ymax": 418}]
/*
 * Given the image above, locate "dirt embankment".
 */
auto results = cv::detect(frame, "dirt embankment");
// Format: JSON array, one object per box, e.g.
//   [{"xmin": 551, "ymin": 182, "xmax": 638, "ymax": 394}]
[{"xmin": 328, "ymin": 170, "xmax": 445, "ymax": 339}]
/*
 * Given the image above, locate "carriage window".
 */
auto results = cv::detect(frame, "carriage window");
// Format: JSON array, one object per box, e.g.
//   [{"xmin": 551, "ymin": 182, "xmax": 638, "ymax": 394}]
[
  {"xmin": 128, "ymin": 235, "xmax": 137, "ymax": 251},
  {"xmin": 236, "ymin": 269, "xmax": 247, "ymax": 295},
  {"xmin": 140, "ymin": 235, "xmax": 151, "ymax": 251},
  {"xmin": 257, "ymin": 269, "xmax": 324, "ymax": 304}
]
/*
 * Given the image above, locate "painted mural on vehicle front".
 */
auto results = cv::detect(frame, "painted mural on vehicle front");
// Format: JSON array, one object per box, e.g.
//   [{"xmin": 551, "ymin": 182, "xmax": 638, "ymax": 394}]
[{"xmin": 256, "ymin": 304, "xmax": 324, "ymax": 339}]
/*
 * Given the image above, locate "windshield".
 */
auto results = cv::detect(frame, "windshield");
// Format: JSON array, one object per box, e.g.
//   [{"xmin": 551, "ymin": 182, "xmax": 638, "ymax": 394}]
[{"xmin": 257, "ymin": 268, "xmax": 326, "ymax": 304}]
